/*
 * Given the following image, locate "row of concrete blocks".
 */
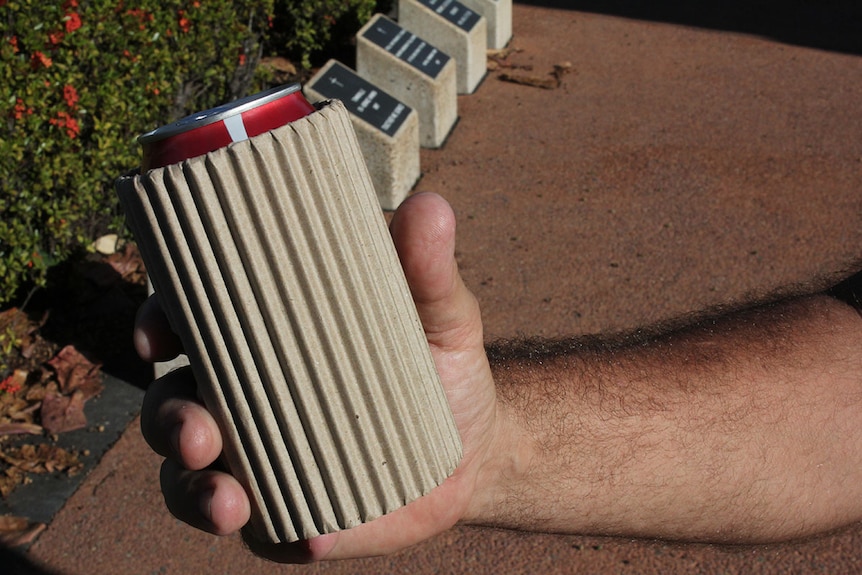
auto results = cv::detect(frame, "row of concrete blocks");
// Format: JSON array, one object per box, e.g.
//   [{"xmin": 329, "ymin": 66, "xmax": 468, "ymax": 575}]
[{"xmin": 304, "ymin": 0, "xmax": 512, "ymax": 210}]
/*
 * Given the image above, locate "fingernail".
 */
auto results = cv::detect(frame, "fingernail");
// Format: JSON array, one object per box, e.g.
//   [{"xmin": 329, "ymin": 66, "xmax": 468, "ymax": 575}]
[{"xmin": 199, "ymin": 488, "xmax": 214, "ymax": 524}]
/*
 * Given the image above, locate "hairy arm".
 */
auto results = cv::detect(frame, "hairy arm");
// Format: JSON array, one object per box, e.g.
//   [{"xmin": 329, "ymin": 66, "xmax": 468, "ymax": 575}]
[
  {"xmin": 138, "ymin": 191, "xmax": 862, "ymax": 560},
  {"xmin": 468, "ymin": 293, "xmax": 862, "ymax": 543}
]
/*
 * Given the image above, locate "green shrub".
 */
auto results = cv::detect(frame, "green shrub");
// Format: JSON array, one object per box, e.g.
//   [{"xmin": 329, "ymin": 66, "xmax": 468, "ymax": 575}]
[
  {"xmin": 0, "ymin": 0, "xmax": 273, "ymax": 305},
  {"xmin": 268, "ymin": 0, "xmax": 380, "ymax": 69},
  {"xmin": 0, "ymin": 0, "xmax": 386, "ymax": 306}
]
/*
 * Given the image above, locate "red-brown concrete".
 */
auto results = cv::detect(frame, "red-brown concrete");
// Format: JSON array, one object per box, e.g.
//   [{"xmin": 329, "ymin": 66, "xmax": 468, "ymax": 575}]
[{"xmin": 25, "ymin": 3, "xmax": 862, "ymax": 573}]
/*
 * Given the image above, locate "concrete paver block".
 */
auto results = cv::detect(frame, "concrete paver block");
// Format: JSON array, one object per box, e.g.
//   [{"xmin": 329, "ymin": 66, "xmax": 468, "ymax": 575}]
[
  {"xmin": 398, "ymin": 0, "xmax": 487, "ymax": 94},
  {"xmin": 305, "ymin": 60, "xmax": 421, "ymax": 210},
  {"xmin": 357, "ymin": 14, "xmax": 458, "ymax": 149},
  {"xmin": 458, "ymin": 0, "xmax": 512, "ymax": 49}
]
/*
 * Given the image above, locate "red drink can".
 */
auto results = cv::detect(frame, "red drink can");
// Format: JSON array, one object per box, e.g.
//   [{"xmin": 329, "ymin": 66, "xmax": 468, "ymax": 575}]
[{"xmin": 139, "ymin": 83, "xmax": 315, "ymax": 171}]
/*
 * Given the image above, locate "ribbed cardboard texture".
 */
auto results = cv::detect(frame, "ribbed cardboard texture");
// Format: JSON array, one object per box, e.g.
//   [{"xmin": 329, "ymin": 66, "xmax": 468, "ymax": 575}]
[{"xmin": 115, "ymin": 100, "xmax": 462, "ymax": 543}]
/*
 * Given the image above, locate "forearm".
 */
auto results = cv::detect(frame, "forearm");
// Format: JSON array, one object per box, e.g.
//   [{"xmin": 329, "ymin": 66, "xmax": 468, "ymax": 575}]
[{"xmin": 466, "ymin": 294, "xmax": 862, "ymax": 543}]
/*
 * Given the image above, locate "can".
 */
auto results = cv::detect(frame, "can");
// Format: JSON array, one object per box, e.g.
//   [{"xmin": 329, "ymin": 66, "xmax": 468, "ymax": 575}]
[{"xmin": 139, "ymin": 83, "xmax": 316, "ymax": 171}]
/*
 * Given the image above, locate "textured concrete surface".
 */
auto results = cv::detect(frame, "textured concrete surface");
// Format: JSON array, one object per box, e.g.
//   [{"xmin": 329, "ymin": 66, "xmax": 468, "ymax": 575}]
[{"xmin": 18, "ymin": 1, "xmax": 862, "ymax": 573}]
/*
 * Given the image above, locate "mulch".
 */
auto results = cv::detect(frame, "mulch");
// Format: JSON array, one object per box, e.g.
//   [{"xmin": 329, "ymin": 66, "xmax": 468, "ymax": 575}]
[{"xmin": 0, "ymin": 240, "xmax": 147, "ymax": 547}]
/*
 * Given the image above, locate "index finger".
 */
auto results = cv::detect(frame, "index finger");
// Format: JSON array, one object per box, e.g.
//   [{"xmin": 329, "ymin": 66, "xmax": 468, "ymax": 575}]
[{"xmin": 134, "ymin": 294, "xmax": 184, "ymax": 363}]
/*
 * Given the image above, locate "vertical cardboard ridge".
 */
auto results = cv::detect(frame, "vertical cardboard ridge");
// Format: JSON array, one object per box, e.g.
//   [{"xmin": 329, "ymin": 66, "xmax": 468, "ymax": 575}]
[
  {"xmin": 301, "ymin": 107, "xmax": 461, "ymax": 481},
  {"xmin": 280, "ymin": 111, "xmax": 437, "ymax": 498},
  {"xmin": 120, "ymin": 168, "xmax": 293, "ymax": 542},
  {"xmin": 309, "ymin": 106, "xmax": 462, "ymax": 469},
  {"xmin": 116, "ymin": 100, "xmax": 462, "ymax": 544}
]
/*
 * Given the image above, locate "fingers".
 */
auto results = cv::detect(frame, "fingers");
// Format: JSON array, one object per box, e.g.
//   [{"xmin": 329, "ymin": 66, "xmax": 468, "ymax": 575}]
[
  {"xmin": 144, "ymin": 368, "xmax": 249, "ymax": 536},
  {"xmin": 389, "ymin": 193, "xmax": 482, "ymax": 349},
  {"xmin": 140, "ymin": 367, "xmax": 222, "ymax": 471},
  {"xmin": 160, "ymin": 459, "xmax": 250, "ymax": 536},
  {"xmin": 134, "ymin": 294, "xmax": 183, "ymax": 362}
]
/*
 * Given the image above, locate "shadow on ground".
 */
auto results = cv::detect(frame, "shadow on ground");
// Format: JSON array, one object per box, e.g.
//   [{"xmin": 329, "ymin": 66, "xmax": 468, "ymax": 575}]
[
  {"xmin": 515, "ymin": 0, "xmax": 862, "ymax": 55},
  {"xmin": 1, "ymin": 545, "xmax": 60, "ymax": 575}
]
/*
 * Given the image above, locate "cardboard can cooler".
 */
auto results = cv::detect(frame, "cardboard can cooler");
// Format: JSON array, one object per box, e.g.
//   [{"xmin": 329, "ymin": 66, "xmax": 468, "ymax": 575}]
[{"xmin": 115, "ymin": 89, "xmax": 462, "ymax": 544}]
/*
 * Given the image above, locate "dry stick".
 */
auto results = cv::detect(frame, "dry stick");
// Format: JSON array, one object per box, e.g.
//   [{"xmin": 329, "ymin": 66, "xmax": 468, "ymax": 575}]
[{"xmin": 497, "ymin": 61, "xmax": 573, "ymax": 90}]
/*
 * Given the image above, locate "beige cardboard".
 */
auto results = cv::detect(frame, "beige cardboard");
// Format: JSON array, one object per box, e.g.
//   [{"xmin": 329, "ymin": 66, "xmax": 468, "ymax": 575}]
[{"xmin": 116, "ymin": 100, "xmax": 462, "ymax": 543}]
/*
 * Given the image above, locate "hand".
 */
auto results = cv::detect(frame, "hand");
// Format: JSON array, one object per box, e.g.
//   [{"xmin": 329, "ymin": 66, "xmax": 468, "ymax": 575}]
[{"xmin": 136, "ymin": 192, "xmax": 501, "ymax": 562}]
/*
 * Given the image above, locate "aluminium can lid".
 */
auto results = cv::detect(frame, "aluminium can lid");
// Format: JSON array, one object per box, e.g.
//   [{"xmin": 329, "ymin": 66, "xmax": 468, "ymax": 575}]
[{"xmin": 138, "ymin": 83, "xmax": 304, "ymax": 145}]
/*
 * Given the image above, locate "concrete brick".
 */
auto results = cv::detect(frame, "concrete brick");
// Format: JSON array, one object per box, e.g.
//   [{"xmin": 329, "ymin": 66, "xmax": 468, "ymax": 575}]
[
  {"xmin": 305, "ymin": 60, "xmax": 420, "ymax": 210},
  {"xmin": 459, "ymin": 0, "xmax": 512, "ymax": 49},
  {"xmin": 399, "ymin": 0, "xmax": 487, "ymax": 94},
  {"xmin": 357, "ymin": 14, "xmax": 458, "ymax": 149}
]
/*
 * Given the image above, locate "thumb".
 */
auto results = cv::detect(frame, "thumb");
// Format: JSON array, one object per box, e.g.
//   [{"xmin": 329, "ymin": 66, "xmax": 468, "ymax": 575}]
[{"xmin": 389, "ymin": 193, "xmax": 482, "ymax": 350}]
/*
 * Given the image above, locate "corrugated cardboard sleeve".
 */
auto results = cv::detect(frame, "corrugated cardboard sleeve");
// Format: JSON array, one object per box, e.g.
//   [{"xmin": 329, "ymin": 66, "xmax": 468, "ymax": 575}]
[{"xmin": 115, "ymin": 99, "xmax": 462, "ymax": 543}]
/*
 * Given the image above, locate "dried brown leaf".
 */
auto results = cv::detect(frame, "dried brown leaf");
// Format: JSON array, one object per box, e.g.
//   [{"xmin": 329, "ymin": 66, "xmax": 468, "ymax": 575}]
[
  {"xmin": 259, "ymin": 56, "xmax": 297, "ymax": 76},
  {"xmin": 0, "ymin": 444, "xmax": 83, "ymax": 475},
  {"xmin": 0, "ymin": 422, "xmax": 42, "ymax": 435},
  {"xmin": 0, "ymin": 515, "xmax": 29, "ymax": 532},
  {"xmin": 45, "ymin": 345, "xmax": 103, "ymax": 399},
  {"xmin": 104, "ymin": 243, "xmax": 146, "ymax": 284},
  {"xmin": 0, "ymin": 521, "xmax": 46, "ymax": 547},
  {"xmin": 40, "ymin": 389, "xmax": 87, "ymax": 434}
]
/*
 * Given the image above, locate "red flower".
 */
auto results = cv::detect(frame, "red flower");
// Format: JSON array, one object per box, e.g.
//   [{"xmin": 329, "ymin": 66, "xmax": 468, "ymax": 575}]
[
  {"xmin": 0, "ymin": 375, "xmax": 22, "ymax": 395},
  {"xmin": 62, "ymin": 0, "xmax": 78, "ymax": 9},
  {"xmin": 125, "ymin": 8, "xmax": 153, "ymax": 28},
  {"xmin": 63, "ymin": 84, "xmax": 79, "ymax": 109},
  {"xmin": 65, "ymin": 12, "xmax": 82, "ymax": 33},
  {"xmin": 8, "ymin": 35, "xmax": 18, "ymax": 53},
  {"xmin": 122, "ymin": 49, "xmax": 139, "ymax": 62},
  {"xmin": 12, "ymin": 98, "xmax": 34, "ymax": 120},
  {"xmin": 178, "ymin": 10, "xmax": 190, "ymax": 33},
  {"xmin": 49, "ymin": 30, "xmax": 65, "ymax": 46},
  {"xmin": 31, "ymin": 51, "xmax": 53, "ymax": 69},
  {"xmin": 67, "ymin": 117, "xmax": 80, "ymax": 138},
  {"xmin": 50, "ymin": 111, "xmax": 80, "ymax": 139}
]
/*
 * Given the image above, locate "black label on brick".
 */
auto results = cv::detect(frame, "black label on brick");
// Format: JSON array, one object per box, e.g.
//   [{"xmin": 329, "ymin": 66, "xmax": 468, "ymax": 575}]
[
  {"xmin": 363, "ymin": 16, "xmax": 450, "ymax": 79},
  {"xmin": 311, "ymin": 62, "xmax": 411, "ymax": 137},
  {"xmin": 417, "ymin": 0, "xmax": 481, "ymax": 32}
]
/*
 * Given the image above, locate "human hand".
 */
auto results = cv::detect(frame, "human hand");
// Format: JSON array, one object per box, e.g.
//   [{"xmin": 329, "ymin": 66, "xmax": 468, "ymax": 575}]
[{"xmin": 135, "ymin": 192, "xmax": 501, "ymax": 562}]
